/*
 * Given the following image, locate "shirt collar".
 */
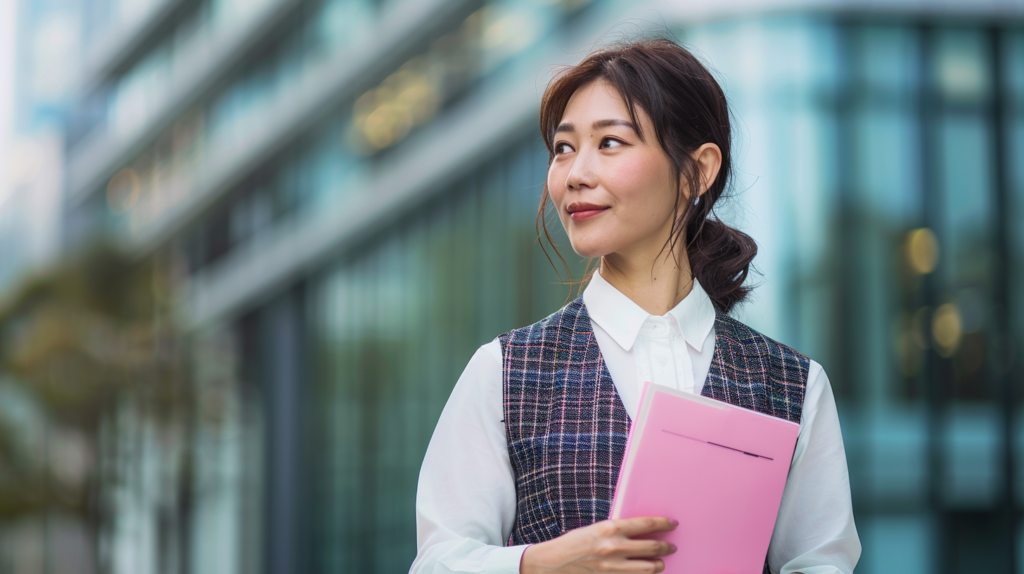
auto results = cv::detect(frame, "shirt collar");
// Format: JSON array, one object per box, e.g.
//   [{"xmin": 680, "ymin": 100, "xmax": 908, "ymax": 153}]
[{"xmin": 582, "ymin": 269, "xmax": 716, "ymax": 353}]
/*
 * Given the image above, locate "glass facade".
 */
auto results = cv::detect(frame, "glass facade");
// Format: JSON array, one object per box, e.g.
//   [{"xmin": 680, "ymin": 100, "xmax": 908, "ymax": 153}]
[
  {"xmin": 77, "ymin": 0, "xmax": 598, "ymax": 258},
  {"xmin": 174, "ymin": 0, "xmax": 597, "ymax": 276},
  {"xmin": 77, "ymin": 0, "xmax": 380, "ymax": 236},
  {"xmin": 677, "ymin": 19, "xmax": 1023, "ymax": 572},
  {"xmin": 306, "ymin": 139, "xmax": 580, "ymax": 572}
]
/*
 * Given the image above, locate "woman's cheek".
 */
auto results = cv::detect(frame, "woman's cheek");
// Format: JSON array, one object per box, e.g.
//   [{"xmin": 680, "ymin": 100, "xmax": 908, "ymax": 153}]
[
  {"xmin": 605, "ymin": 154, "xmax": 656, "ymax": 192},
  {"xmin": 546, "ymin": 167, "xmax": 565, "ymax": 202},
  {"xmin": 607, "ymin": 155, "xmax": 676, "ymax": 217}
]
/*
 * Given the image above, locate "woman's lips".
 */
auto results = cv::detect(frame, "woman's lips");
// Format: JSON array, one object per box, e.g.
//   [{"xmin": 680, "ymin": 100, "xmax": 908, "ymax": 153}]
[
  {"xmin": 570, "ymin": 207, "xmax": 609, "ymax": 220},
  {"xmin": 567, "ymin": 202, "xmax": 610, "ymax": 220}
]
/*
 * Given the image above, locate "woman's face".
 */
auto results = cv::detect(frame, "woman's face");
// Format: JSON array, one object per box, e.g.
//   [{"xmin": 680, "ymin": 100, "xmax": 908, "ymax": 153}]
[{"xmin": 546, "ymin": 79, "xmax": 682, "ymax": 261}]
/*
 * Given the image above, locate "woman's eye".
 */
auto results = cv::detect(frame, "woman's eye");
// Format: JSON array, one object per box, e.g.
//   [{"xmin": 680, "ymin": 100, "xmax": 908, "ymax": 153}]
[
  {"xmin": 600, "ymin": 137, "xmax": 623, "ymax": 149},
  {"xmin": 555, "ymin": 142, "xmax": 574, "ymax": 154}
]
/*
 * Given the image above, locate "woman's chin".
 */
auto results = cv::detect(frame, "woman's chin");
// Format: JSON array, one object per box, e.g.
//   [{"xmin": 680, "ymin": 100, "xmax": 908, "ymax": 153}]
[{"xmin": 567, "ymin": 243, "xmax": 611, "ymax": 260}]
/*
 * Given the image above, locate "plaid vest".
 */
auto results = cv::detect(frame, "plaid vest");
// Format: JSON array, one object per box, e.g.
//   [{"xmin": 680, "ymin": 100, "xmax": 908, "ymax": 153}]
[{"xmin": 498, "ymin": 297, "xmax": 809, "ymax": 547}]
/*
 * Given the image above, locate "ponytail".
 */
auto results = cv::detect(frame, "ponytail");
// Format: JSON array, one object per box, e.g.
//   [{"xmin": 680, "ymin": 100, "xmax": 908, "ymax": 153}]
[{"xmin": 686, "ymin": 218, "xmax": 757, "ymax": 313}]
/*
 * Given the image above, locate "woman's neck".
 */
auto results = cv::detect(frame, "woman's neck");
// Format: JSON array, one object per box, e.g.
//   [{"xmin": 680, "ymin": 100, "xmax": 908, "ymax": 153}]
[{"xmin": 599, "ymin": 247, "xmax": 694, "ymax": 316}]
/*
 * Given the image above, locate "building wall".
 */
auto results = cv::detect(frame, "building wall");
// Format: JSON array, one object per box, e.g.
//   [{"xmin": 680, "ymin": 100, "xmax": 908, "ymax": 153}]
[{"xmin": 305, "ymin": 138, "xmax": 578, "ymax": 572}]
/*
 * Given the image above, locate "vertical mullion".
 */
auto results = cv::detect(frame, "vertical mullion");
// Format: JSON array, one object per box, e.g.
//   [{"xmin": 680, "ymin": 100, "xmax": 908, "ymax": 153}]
[
  {"xmin": 833, "ymin": 18, "xmax": 858, "ymax": 408},
  {"xmin": 988, "ymin": 24, "xmax": 1018, "ymax": 574},
  {"xmin": 357, "ymin": 257, "xmax": 377, "ymax": 573},
  {"xmin": 340, "ymin": 269, "xmax": 358, "ymax": 574},
  {"xmin": 917, "ymin": 22, "xmax": 951, "ymax": 574}
]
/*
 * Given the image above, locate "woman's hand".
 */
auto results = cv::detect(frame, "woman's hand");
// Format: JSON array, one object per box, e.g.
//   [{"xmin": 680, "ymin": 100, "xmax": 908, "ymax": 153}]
[{"xmin": 519, "ymin": 517, "xmax": 678, "ymax": 573}]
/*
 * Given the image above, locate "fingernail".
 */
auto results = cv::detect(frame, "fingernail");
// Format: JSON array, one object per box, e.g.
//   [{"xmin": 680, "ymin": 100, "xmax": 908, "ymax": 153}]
[
  {"xmin": 668, "ymin": 544, "xmax": 678, "ymax": 553},
  {"xmin": 669, "ymin": 519, "xmax": 679, "ymax": 527}
]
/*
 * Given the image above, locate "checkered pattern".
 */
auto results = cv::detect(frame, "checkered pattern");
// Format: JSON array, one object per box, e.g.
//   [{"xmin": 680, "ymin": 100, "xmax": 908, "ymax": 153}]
[
  {"xmin": 702, "ymin": 313, "xmax": 810, "ymax": 424},
  {"xmin": 499, "ymin": 297, "xmax": 809, "ymax": 548}
]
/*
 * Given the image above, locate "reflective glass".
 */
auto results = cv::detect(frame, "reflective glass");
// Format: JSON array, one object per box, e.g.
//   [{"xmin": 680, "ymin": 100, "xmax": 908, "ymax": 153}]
[{"xmin": 308, "ymin": 139, "xmax": 581, "ymax": 572}]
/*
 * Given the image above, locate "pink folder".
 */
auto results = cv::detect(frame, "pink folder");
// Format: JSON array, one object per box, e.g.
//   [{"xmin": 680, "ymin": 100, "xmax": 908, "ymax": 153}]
[{"xmin": 610, "ymin": 381, "xmax": 799, "ymax": 573}]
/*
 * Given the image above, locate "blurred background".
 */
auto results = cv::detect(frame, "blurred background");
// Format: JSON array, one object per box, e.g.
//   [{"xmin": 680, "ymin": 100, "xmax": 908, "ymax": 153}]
[{"xmin": 0, "ymin": 0, "xmax": 1022, "ymax": 572}]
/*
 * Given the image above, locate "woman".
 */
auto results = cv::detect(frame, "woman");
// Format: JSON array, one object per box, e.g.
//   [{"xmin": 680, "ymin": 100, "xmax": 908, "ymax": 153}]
[{"xmin": 411, "ymin": 39, "xmax": 860, "ymax": 574}]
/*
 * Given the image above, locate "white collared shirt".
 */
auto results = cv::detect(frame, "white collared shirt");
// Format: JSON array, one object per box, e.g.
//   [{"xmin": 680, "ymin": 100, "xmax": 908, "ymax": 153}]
[{"xmin": 411, "ymin": 272, "xmax": 861, "ymax": 574}]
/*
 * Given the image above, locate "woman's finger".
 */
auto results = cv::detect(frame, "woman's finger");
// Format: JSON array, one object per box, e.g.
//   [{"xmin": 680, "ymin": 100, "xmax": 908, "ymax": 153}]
[
  {"xmin": 619, "ymin": 558, "xmax": 667, "ymax": 573},
  {"xmin": 610, "ymin": 517, "xmax": 678, "ymax": 538},
  {"xmin": 618, "ymin": 538, "xmax": 676, "ymax": 558}
]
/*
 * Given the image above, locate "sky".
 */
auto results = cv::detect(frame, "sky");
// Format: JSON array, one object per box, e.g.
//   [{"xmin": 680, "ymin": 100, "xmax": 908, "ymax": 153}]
[{"xmin": 0, "ymin": 0, "xmax": 16, "ymax": 207}]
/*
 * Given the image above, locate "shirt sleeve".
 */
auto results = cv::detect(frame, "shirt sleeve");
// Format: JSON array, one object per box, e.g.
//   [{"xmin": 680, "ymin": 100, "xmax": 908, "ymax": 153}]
[
  {"xmin": 770, "ymin": 360, "xmax": 862, "ymax": 574},
  {"xmin": 410, "ymin": 339, "xmax": 530, "ymax": 574}
]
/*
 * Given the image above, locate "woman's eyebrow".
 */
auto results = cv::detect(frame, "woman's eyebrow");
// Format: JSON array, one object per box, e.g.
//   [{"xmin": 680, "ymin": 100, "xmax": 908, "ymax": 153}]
[
  {"xmin": 554, "ymin": 119, "xmax": 636, "ymax": 134},
  {"xmin": 592, "ymin": 119, "xmax": 635, "ymax": 131}
]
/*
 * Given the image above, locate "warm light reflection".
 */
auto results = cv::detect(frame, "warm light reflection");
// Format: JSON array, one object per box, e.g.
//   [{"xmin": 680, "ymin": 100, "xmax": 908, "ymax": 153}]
[
  {"xmin": 480, "ymin": 7, "xmax": 539, "ymax": 56},
  {"xmin": 905, "ymin": 228, "xmax": 939, "ymax": 275},
  {"xmin": 354, "ymin": 58, "xmax": 440, "ymax": 151},
  {"xmin": 932, "ymin": 303, "xmax": 963, "ymax": 357},
  {"xmin": 351, "ymin": 1, "xmax": 558, "ymax": 153}
]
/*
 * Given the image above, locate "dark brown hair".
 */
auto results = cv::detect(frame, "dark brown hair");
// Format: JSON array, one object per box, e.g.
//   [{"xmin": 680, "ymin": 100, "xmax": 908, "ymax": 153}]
[{"xmin": 537, "ymin": 38, "xmax": 757, "ymax": 314}]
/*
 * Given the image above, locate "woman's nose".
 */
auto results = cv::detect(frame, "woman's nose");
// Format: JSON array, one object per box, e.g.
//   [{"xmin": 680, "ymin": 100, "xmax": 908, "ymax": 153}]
[{"xmin": 565, "ymin": 148, "xmax": 598, "ymax": 191}]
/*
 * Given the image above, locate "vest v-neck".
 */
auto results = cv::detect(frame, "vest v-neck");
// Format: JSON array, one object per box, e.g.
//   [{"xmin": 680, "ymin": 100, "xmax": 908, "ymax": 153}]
[{"xmin": 578, "ymin": 299, "xmax": 723, "ymax": 425}]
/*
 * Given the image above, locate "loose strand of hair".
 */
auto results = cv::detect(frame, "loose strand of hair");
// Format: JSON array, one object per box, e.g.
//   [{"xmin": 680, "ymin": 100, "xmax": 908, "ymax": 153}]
[{"xmin": 535, "ymin": 189, "xmax": 584, "ymax": 304}]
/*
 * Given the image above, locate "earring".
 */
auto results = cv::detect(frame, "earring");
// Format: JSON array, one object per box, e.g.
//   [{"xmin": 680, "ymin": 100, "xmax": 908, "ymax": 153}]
[{"xmin": 693, "ymin": 196, "xmax": 700, "ymax": 206}]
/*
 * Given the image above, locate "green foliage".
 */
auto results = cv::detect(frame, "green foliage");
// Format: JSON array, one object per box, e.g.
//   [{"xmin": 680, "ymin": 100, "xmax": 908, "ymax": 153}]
[{"xmin": 0, "ymin": 245, "xmax": 191, "ymax": 520}]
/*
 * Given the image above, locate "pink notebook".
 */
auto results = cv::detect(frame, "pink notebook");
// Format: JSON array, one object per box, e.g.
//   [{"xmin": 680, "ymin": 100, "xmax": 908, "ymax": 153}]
[{"xmin": 610, "ymin": 381, "xmax": 799, "ymax": 573}]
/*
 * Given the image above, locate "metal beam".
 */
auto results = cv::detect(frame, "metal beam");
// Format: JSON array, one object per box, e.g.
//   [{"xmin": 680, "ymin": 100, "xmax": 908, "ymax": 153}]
[
  {"xmin": 66, "ymin": 0, "xmax": 305, "ymax": 206},
  {"xmin": 75, "ymin": 0, "xmax": 193, "ymax": 97},
  {"xmin": 987, "ymin": 25, "xmax": 1018, "ymax": 574},
  {"xmin": 127, "ymin": 0, "xmax": 480, "ymax": 257}
]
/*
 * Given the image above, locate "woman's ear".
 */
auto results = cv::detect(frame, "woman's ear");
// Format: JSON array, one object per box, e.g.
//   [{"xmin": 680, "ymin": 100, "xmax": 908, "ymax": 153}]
[{"xmin": 691, "ymin": 143, "xmax": 722, "ymax": 198}]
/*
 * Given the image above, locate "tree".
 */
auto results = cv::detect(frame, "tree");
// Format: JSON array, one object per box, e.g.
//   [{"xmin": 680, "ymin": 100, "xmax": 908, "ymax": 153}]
[{"xmin": 0, "ymin": 245, "xmax": 192, "ymax": 529}]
